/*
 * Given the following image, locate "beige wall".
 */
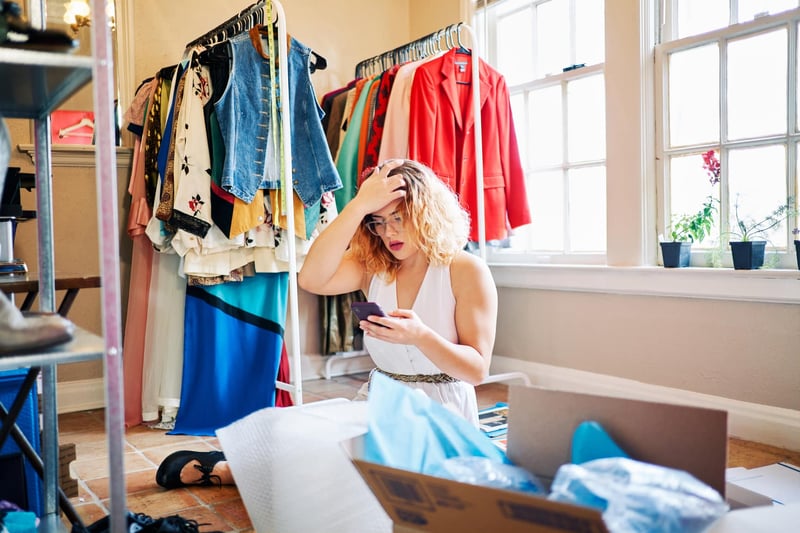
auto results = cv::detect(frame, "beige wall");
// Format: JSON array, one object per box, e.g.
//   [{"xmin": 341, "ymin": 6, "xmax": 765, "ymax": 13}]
[
  {"xmin": 494, "ymin": 288, "xmax": 800, "ymax": 411},
  {"xmin": 129, "ymin": 0, "xmax": 414, "ymax": 100}
]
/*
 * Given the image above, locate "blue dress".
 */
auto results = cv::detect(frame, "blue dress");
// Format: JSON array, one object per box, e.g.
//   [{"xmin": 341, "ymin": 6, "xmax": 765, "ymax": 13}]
[{"xmin": 171, "ymin": 272, "xmax": 288, "ymax": 436}]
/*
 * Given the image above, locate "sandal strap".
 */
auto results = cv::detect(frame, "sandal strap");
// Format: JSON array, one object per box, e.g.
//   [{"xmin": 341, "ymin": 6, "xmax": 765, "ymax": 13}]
[{"xmin": 193, "ymin": 462, "xmax": 222, "ymax": 487}]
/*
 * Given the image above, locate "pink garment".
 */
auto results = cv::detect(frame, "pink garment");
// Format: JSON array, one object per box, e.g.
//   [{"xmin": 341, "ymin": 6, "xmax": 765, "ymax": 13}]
[
  {"xmin": 377, "ymin": 53, "xmax": 444, "ymax": 162},
  {"xmin": 123, "ymin": 132, "xmax": 154, "ymax": 427}
]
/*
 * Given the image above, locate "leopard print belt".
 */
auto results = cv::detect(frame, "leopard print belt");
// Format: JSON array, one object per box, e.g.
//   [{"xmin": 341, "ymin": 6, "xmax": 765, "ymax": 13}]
[{"xmin": 372, "ymin": 367, "xmax": 459, "ymax": 384}]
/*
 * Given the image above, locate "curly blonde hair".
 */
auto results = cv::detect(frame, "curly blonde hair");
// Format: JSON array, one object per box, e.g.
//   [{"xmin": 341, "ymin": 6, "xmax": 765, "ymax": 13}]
[{"xmin": 349, "ymin": 160, "xmax": 470, "ymax": 281}]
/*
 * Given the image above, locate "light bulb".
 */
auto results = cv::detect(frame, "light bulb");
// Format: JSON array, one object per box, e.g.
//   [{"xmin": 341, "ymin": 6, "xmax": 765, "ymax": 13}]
[{"xmin": 63, "ymin": 0, "xmax": 91, "ymax": 25}]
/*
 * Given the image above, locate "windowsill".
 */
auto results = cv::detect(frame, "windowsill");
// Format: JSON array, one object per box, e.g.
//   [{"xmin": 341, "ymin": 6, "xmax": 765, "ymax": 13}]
[
  {"xmin": 488, "ymin": 263, "xmax": 800, "ymax": 304},
  {"xmin": 17, "ymin": 144, "xmax": 133, "ymax": 168}
]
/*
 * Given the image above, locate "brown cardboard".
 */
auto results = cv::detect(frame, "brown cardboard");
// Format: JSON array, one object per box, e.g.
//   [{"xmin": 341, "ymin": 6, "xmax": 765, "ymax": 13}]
[
  {"xmin": 507, "ymin": 386, "xmax": 729, "ymax": 495},
  {"xmin": 349, "ymin": 385, "xmax": 729, "ymax": 533},
  {"xmin": 352, "ymin": 459, "xmax": 607, "ymax": 533}
]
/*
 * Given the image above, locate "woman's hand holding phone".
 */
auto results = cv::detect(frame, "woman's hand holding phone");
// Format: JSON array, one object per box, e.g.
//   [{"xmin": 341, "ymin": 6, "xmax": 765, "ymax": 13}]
[{"xmin": 351, "ymin": 301, "xmax": 388, "ymax": 328}]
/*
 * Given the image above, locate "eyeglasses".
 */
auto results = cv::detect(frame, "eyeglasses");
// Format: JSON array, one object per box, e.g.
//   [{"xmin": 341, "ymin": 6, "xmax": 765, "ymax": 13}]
[{"xmin": 365, "ymin": 213, "xmax": 404, "ymax": 236}]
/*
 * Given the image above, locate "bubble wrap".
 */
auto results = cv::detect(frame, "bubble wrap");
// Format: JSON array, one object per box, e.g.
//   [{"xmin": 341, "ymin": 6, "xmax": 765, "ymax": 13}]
[{"xmin": 216, "ymin": 398, "xmax": 391, "ymax": 533}]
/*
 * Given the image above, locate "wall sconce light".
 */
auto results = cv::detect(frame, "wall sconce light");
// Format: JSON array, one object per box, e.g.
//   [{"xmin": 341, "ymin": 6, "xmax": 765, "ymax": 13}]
[
  {"xmin": 63, "ymin": 0, "xmax": 115, "ymax": 35},
  {"xmin": 63, "ymin": 0, "xmax": 91, "ymax": 33}
]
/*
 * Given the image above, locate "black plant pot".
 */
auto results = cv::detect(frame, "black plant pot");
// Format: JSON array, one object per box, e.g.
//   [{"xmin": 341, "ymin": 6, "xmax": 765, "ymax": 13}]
[
  {"xmin": 730, "ymin": 240, "xmax": 767, "ymax": 270},
  {"xmin": 795, "ymin": 240, "xmax": 800, "ymax": 270},
  {"xmin": 660, "ymin": 241, "xmax": 692, "ymax": 268}
]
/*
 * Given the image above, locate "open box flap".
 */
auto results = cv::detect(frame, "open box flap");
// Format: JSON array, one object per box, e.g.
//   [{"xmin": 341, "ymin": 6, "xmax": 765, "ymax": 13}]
[{"xmin": 507, "ymin": 386, "xmax": 728, "ymax": 496}]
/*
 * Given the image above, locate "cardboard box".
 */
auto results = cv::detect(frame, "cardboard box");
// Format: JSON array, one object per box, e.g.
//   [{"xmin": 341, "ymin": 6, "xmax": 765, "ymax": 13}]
[{"xmin": 350, "ymin": 385, "xmax": 729, "ymax": 533}]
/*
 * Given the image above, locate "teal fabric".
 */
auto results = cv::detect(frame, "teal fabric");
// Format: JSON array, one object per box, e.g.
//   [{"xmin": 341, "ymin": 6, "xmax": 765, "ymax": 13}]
[
  {"xmin": 334, "ymin": 76, "xmax": 381, "ymax": 211},
  {"xmin": 363, "ymin": 372, "xmax": 508, "ymax": 474},
  {"xmin": 571, "ymin": 420, "xmax": 629, "ymax": 464}
]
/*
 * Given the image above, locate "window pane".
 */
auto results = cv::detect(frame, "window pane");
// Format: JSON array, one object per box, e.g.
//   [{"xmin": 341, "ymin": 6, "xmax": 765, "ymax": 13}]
[
  {"xmin": 669, "ymin": 152, "xmax": 720, "ymax": 245},
  {"xmin": 575, "ymin": 0, "xmax": 605, "ymax": 66},
  {"xmin": 497, "ymin": 6, "xmax": 535, "ymax": 85},
  {"xmin": 568, "ymin": 74, "xmax": 605, "ymax": 162},
  {"xmin": 676, "ymin": 0, "xmax": 729, "ymax": 39},
  {"xmin": 510, "ymin": 93, "xmax": 529, "ymax": 169},
  {"xmin": 527, "ymin": 170, "xmax": 565, "ymax": 250},
  {"xmin": 739, "ymin": 0, "xmax": 798, "ymax": 23},
  {"xmin": 728, "ymin": 145, "xmax": 788, "ymax": 245},
  {"xmin": 569, "ymin": 166, "xmax": 606, "ymax": 251},
  {"xmin": 728, "ymin": 29, "xmax": 787, "ymax": 140},
  {"xmin": 669, "ymin": 44, "xmax": 719, "ymax": 147},
  {"xmin": 536, "ymin": 0, "xmax": 570, "ymax": 77},
  {"xmin": 530, "ymin": 86, "xmax": 563, "ymax": 168}
]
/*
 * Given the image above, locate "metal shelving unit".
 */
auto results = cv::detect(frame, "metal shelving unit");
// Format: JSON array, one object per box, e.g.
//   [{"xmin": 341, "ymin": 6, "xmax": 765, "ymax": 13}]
[{"xmin": 0, "ymin": 1, "xmax": 125, "ymax": 531}]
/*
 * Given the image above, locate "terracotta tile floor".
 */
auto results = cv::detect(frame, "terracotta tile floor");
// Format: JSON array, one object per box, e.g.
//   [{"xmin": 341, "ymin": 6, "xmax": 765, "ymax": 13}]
[{"xmin": 60, "ymin": 373, "xmax": 799, "ymax": 532}]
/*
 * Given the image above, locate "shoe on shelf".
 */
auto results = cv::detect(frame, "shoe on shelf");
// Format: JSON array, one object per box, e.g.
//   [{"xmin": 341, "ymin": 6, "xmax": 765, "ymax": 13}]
[
  {"xmin": 156, "ymin": 450, "xmax": 226, "ymax": 490},
  {"xmin": 0, "ymin": 1, "xmax": 78, "ymax": 53},
  {"xmin": 0, "ymin": 291, "xmax": 75, "ymax": 355}
]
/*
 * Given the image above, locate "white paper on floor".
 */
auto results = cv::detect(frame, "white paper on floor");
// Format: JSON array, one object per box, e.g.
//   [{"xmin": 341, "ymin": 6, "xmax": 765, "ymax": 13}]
[{"xmin": 216, "ymin": 398, "xmax": 391, "ymax": 533}]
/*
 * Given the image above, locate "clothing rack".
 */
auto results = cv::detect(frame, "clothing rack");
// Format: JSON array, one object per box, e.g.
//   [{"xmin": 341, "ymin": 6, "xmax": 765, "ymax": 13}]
[
  {"xmin": 354, "ymin": 23, "xmax": 471, "ymax": 80},
  {"xmin": 185, "ymin": 0, "xmax": 304, "ymax": 405},
  {"xmin": 332, "ymin": 23, "xmax": 529, "ymax": 388},
  {"xmin": 355, "ymin": 21, "xmax": 487, "ymax": 257},
  {"xmin": 185, "ymin": 2, "xmax": 267, "ymax": 49}
]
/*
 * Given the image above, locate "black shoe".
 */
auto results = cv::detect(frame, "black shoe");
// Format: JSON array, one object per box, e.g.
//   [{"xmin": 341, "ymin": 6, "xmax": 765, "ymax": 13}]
[
  {"xmin": 71, "ymin": 511, "xmax": 157, "ymax": 533},
  {"xmin": 151, "ymin": 515, "xmax": 222, "ymax": 533},
  {"xmin": 156, "ymin": 450, "xmax": 225, "ymax": 490},
  {"xmin": 0, "ymin": 1, "xmax": 78, "ymax": 52}
]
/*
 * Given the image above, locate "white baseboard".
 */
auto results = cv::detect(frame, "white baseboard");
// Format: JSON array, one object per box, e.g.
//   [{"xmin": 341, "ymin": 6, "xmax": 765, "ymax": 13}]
[
  {"xmin": 490, "ymin": 355, "xmax": 800, "ymax": 452},
  {"xmin": 57, "ymin": 353, "xmax": 375, "ymax": 414},
  {"xmin": 56, "ymin": 377, "xmax": 106, "ymax": 414},
  {"xmin": 301, "ymin": 352, "xmax": 374, "ymax": 380}
]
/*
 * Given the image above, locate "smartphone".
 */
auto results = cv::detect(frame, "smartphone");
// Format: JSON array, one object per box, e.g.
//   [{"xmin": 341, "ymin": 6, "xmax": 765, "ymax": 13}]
[{"xmin": 351, "ymin": 301, "xmax": 388, "ymax": 327}]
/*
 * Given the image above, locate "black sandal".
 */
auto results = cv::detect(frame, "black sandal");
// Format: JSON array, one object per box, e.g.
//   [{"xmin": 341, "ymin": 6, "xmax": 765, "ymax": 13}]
[{"xmin": 155, "ymin": 450, "xmax": 226, "ymax": 490}]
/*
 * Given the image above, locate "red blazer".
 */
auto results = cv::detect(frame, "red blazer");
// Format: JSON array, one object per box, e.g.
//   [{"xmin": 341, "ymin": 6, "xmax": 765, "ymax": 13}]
[{"xmin": 408, "ymin": 49, "xmax": 531, "ymax": 242}]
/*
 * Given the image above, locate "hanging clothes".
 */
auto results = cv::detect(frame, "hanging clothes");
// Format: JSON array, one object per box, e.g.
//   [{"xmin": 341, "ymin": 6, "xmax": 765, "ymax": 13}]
[
  {"xmin": 170, "ymin": 272, "xmax": 288, "ymax": 436},
  {"xmin": 408, "ymin": 48, "xmax": 531, "ymax": 242},
  {"xmin": 122, "ymin": 78, "xmax": 157, "ymax": 427},
  {"xmin": 377, "ymin": 51, "xmax": 445, "ymax": 162}
]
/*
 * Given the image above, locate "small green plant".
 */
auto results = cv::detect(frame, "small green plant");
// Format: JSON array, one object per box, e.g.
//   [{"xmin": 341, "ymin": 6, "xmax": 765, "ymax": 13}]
[
  {"xmin": 668, "ymin": 196, "xmax": 717, "ymax": 242},
  {"xmin": 729, "ymin": 195, "xmax": 798, "ymax": 242},
  {"xmin": 666, "ymin": 150, "xmax": 720, "ymax": 243}
]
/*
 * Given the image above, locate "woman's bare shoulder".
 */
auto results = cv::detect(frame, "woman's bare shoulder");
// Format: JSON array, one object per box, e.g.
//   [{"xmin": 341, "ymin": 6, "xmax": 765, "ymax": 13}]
[{"xmin": 450, "ymin": 251, "xmax": 493, "ymax": 284}]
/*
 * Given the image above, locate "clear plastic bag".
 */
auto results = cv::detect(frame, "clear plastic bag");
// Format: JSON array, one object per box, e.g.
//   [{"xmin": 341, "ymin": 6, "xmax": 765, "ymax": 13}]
[
  {"xmin": 430, "ymin": 456, "xmax": 546, "ymax": 495},
  {"xmin": 548, "ymin": 457, "xmax": 729, "ymax": 533}
]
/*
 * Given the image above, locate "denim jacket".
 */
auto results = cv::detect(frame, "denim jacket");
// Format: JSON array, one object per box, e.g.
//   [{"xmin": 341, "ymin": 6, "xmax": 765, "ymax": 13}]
[{"xmin": 215, "ymin": 33, "xmax": 340, "ymax": 206}]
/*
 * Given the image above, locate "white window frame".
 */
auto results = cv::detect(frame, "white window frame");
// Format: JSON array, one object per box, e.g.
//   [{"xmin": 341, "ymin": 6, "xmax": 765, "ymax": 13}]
[
  {"xmin": 476, "ymin": 0, "xmax": 608, "ymax": 265},
  {"xmin": 478, "ymin": 0, "xmax": 800, "ymax": 303},
  {"xmin": 655, "ymin": 7, "xmax": 800, "ymax": 270}
]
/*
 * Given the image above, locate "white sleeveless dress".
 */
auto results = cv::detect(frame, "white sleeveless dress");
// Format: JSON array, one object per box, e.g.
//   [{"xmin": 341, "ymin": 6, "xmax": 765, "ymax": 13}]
[{"xmin": 360, "ymin": 264, "xmax": 479, "ymax": 425}]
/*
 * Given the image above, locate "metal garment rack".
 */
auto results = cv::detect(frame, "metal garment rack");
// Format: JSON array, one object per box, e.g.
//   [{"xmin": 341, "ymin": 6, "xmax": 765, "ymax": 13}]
[
  {"xmin": 343, "ymin": 22, "xmax": 529, "ymax": 388},
  {"xmin": 185, "ymin": 0, "xmax": 303, "ymax": 406},
  {"xmin": 0, "ymin": 1, "xmax": 125, "ymax": 531}
]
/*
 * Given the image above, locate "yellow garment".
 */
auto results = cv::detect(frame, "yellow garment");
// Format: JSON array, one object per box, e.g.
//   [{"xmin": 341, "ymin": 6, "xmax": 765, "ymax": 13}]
[
  {"xmin": 229, "ymin": 189, "xmax": 267, "ymax": 238},
  {"xmin": 269, "ymin": 189, "xmax": 307, "ymax": 240}
]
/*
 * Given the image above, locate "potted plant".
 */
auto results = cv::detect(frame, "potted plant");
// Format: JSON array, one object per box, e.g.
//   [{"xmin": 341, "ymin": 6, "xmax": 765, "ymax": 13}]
[
  {"xmin": 728, "ymin": 195, "xmax": 798, "ymax": 270},
  {"xmin": 662, "ymin": 197, "xmax": 717, "ymax": 267},
  {"xmin": 794, "ymin": 228, "xmax": 800, "ymax": 270},
  {"xmin": 660, "ymin": 150, "xmax": 719, "ymax": 268}
]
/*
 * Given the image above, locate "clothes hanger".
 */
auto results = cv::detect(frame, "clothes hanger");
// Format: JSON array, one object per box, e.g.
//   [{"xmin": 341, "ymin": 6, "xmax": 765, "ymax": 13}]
[
  {"xmin": 58, "ymin": 117, "xmax": 95, "ymax": 139},
  {"xmin": 454, "ymin": 23, "xmax": 471, "ymax": 55}
]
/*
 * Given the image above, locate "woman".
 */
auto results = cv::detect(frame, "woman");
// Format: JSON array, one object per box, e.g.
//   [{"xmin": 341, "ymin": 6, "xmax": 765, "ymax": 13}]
[{"xmin": 156, "ymin": 159, "xmax": 498, "ymax": 489}]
